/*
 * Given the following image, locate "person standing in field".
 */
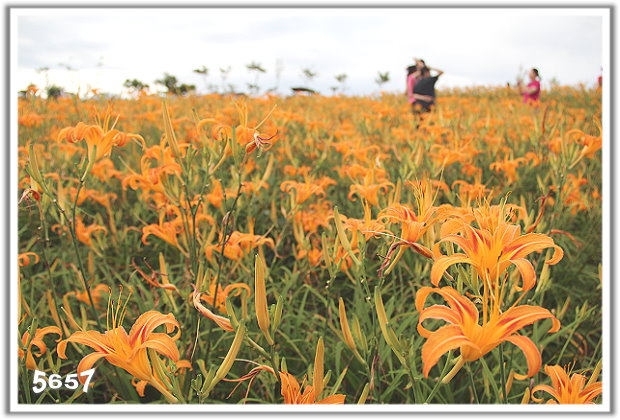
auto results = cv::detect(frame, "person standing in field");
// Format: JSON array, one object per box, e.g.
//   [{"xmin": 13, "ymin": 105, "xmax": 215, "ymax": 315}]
[
  {"xmin": 517, "ymin": 68, "xmax": 541, "ymax": 104},
  {"xmin": 411, "ymin": 65, "xmax": 444, "ymax": 113},
  {"xmin": 406, "ymin": 58, "xmax": 426, "ymax": 113}
]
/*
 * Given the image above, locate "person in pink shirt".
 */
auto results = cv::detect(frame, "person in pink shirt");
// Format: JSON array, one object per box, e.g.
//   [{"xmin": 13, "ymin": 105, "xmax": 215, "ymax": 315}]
[
  {"xmin": 406, "ymin": 58, "xmax": 426, "ymax": 112},
  {"xmin": 517, "ymin": 68, "xmax": 541, "ymax": 104}
]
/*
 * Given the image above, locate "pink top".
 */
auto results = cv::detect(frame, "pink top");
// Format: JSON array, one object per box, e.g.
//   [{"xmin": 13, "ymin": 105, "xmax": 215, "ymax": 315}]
[
  {"xmin": 407, "ymin": 73, "xmax": 417, "ymax": 104},
  {"xmin": 523, "ymin": 80, "xmax": 540, "ymax": 103}
]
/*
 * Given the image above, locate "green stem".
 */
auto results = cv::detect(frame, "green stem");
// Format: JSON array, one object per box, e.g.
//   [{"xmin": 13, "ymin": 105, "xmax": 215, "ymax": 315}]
[
  {"xmin": 467, "ymin": 365, "xmax": 480, "ymax": 404},
  {"xmin": 424, "ymin": 350, "xmax": 453, "ymax": 403},
  {"xmin": 67, "ymin": 176, "xmax": 102, "ymax": 330},
  {"xmin": 499, "ymin": 344, "xmax": 508, "ymax": 404}
]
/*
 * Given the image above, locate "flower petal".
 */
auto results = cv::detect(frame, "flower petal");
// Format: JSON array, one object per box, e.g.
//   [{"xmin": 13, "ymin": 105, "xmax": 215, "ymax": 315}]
[
  {"xmin": 430, "ymin": 255, "xmax": 472, "ymax": 286},
  {"xmin": 421, "ymin": 324, "xmax": 477, "ymax": 378},
  {"xmin": 497, "ymin": 305, "xmax": 560, "ymax": 338},
  {"xmin": 504, "ymin": 335, "xmax": 542, "ymax": 378}
]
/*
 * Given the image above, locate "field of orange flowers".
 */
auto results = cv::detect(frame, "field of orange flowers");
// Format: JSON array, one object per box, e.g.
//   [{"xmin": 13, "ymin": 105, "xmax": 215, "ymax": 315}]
[{"xmin": 17, "ymin": 86, "xmax": 602, "ymax": 405}]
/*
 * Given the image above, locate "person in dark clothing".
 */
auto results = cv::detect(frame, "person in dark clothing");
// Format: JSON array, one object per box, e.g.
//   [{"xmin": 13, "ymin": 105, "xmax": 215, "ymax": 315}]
[
  {"xmin": 412, "ymin": 66, "xmax": 444, "ymax": 113},
  {"xmin": 406, "ymin": 58, "xmax": 427, "ymax": 110}
]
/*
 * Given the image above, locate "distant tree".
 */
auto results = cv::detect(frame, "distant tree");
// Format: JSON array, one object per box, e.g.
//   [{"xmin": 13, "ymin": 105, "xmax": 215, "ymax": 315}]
[
  {"xmin": 155, "ymin": 73, "xmax": 179, "ymax": 94},
  {"xmin": 246, "ymin": 61, "xmax": 266, "ymax": 95},
  {"xmin": 46, "ymin": 85, "xmax": 63, "ymax": 100},
  {"xmin": 375, "ymin": 71, "xmax": 390, "ymax": 90},
  {"xmin": 227, "ymin": 83, "xmax": 238, "ymax": 95},
  {"xmin": 193, "ymin": 65, "xmax": 209, "ymax": 93},
  {"xmin": 124, "ymin": 79, "xmax": 149, "ymax": 92},
  {"xmin": 290, "ymin": 87, "xmax": 318, "ymax": 96},
  {"xmin": 335, "ymin": 73, "xmax": 347, "ymax": 94},
  {"xmin": 301, "ymin": 68, "xmax": 318, "ymax": 90},
  {"xmin": 154, "ymin": 74, "xmax": 195, "ymax": 95},
  {"xmin": 246, "ymin": 83, "xmax": 259, "ymax": 95},
  {"xmin": 177, "ymin": 84, "xmax": 196, "ymax": 95}
]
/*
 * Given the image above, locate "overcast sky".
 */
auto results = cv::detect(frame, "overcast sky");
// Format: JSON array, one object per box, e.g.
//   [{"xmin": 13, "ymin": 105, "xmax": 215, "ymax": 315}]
[{"xmin": 15, "ymin": 8, "xmax": 605, "ymax": 96}]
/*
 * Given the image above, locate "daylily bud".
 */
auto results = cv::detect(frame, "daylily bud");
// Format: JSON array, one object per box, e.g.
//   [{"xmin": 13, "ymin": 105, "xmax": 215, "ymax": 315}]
[
  {"xmin": 162, "ymin": 101, "xmax": 182, "ymax": 160},
  {"xmin": 357, "ymin": 382, "xmax": 370, "ymax": 404},
  {"xmin": 26, "ymin": 144, "xmax": 53, "ymax": 199},
  {"xmin": 225, "ymin": 298, "xmax": 240, "ymax": 329},
  {"xmin": 374, "ymin": 287, "xmax": 407, "ymax": 365},
  {"xmin": 255, "ymin": 254, "xmax": 274, "ymax": 345},
  {"xmin": 313, "ymin": 337, "xmax": 324, "ymax": 398},
  {"xmin": 321, "ymin": 232, "xmax": 332, "ymax": 269},
  {"xmin": 338, "ymin": 298, "xmax": 356, "ymax": 352},
  {"xmin": 558, "ymin": 296, "xmax": 571, "ymax": 319},
  {"xmin": 272, "ymin": 295, "xmax": 284, "ymax": 332},
  {"xmin": 351, "ymin": 315, "xmax": 368, "ymax": 353},
  {"xmin": 202, "ymin": 323, "xmax": 246, "ymax": 397},
  {"xmin": 587, "ymin": 360, "xmax": 602, "ymax": 387},
  {"xmin": 520, "ymin": 388, "xmax": 531, "ymax": 404},
  {"xmin": 441, "ymin": 356, "xmax": 465, "ymax": 384},
  {"xmin": 333, "ymin": 207, "xmax": 361, "ymax": 266},
  {"xmin": 215, "ymin": 324, "xmax": 246, "ymax": 382},
  {"xmin": 339, "ymin": 298, "xmax": 365, "ymax": 364}
]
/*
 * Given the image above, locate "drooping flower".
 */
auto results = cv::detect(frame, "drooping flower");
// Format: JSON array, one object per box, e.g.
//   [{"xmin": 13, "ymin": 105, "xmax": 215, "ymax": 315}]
[
  {"xmin": 18, "ymin": 252, "xmax": 40, "ymax": 267},
  {"xmin": 18, "ymin": 326, "xmax": 62, "ymax": 370},
  {"xmin": 192, "ymin": 285, "xmax": 234, "ymax": 332}
]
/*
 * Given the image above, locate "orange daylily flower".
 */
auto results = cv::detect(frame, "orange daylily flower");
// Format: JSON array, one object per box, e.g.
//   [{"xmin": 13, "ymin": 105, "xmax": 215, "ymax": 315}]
[
  {"xmin": 281, "ymin": 180, "xmax": 326, "ymax": 204},
  {"xmin": 416, "ymin": 286, "xmax": 560, "ymax": 379},
  {"xmin": 348, "ymin": 173, "xmax": 394, "ymax": 207},
  {"xmin": 141, "ymin": 213, "xmax": 185, "ymax": 254},
  {"xmin": 75, "ymin": 217, "xmax": 107, "ymax": 248},
  {"xmin": 296, "ymin": 245, "xmax": 324, "ymax": 267},
  {"xmin": 58, "ymin": 310, "xmax": 183, "ymax": 403},
  {"xmin": 279, "ymin": 371, "xmax": 345, "ymax": 404},
  {"xmin": 18, "ymin": 252, "xmax": 40, "ymax": 267},
  {"xmin": 565, "ymin": 128, "xmax": 602, "ymax": 166},
  {"xmin": 293, "ymin": 201, "xmax": 333, "ymax": 233},
  {"xmin": 490, "ymin": 156, "xmax": 526, "ymax": 183},
  {"xmin": 64, "ymin": 284, "xmax": 110, "ymax": 308},
  {"xmin": 200, "ymin": 280, "xmax": 251, "ymax": 314},
  {"xmin": 57, "ymin": 106, "xmax": 145, "ymax": 162},
  {"xmin": 18, "ymin": 326, "xmax": 62, "ymax": 370},
  {"xmin": 531, "ymin": 365, "xmax": 602, "ymax": 404},
  {"xmin": 432, "ymin": 222, "xmax": 563, "ymax": 292},
  {"xmin": 377, "ymin": 181, "xmax": 442, "ymax": 273},
  {"xmin": 280, "ymin": 336, "xmax": 345, "ymax": 404},
  {"xmin": 91, "ymin": 158, "xmax": 123, "ymax": 182},
  {"xmin": 205, "ymin": 231, "xmax": 275, "ymax": 262},
  {"xmin": 245, "ymin": 130, "xmax": 278, "ymax": 154}
]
